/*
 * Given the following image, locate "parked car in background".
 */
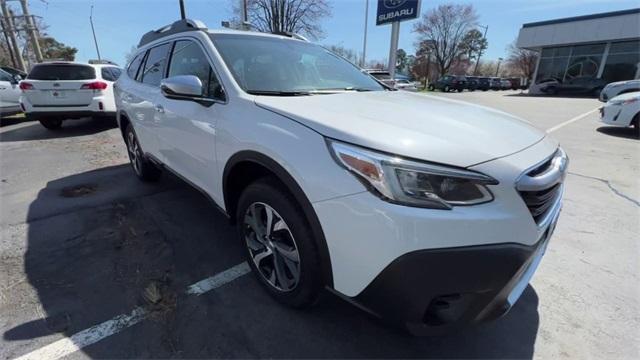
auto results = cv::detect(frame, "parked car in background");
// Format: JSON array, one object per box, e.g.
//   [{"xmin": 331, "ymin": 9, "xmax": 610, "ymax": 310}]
[
  {"xmin": 0, "ymin": 68, "xmax": 22, "ymax": 117},
  {"xmin": 599, "ymin": 79, "xmax": 640, "ymax": 102},
  {"xmin": 465, "ymin": 76, "xmax": 479, "ymax": 91},
  {"xmin": 394, "ymin": 78, "xmax": 418, "ymax": 92},
  {"xmin": 490, "ymin": 77, "xmax": 502, "ymax": 90},
  {"xmin": 117, "ymin": 19, "xmax": 567, "ymax": 335},
  {"xmin": 365, "ymin": 69, "xmax": 395, "ymax": 88},
  {"xmin": 539, "ymin": 76, "xmax": 607, "ymax": 97},
  {"xmin": 428, "ymin": 75, "xmax": 467, "ymax": 92},
  {"xmin": 19, "ymin": 62, "xmax": 123, "ymax": 129},
  {"xmin": 500, "ymin": 79, "xmax": 511, "ymax": 90},
  {"xmin": 0, "ymin": 66, "xmax": 27, "ymax": 80},
  {"xmin": 507, "ymin": 78, "xmax": 522, "ymax": 90},
  {"xmin": 476, "ymin": 77, "xmax": 491, "ymax": 91},
  {"xmin": 600, "ymin": 91, "xmax": 640, "ymax": 136}
]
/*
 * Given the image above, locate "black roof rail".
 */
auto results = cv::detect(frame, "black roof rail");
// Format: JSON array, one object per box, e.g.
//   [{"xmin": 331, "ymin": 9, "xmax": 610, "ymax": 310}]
[{"xmin": 138, "ymin": 19, "xmax": 208, "ymax": 48}]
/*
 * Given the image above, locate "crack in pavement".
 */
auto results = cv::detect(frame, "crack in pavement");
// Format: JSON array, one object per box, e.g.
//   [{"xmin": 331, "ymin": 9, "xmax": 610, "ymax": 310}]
[{"xmin": 568, "ymin": 171, "xmax": 640, "ymax": 207}]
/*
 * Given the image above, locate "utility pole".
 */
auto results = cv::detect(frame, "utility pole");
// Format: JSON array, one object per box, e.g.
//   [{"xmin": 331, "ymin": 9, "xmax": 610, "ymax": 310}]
[
  {"xmin": 473, "ymin": 24, "xmax": 488, "ymax": 75},
  {"xmin": 0, "ymin": 0, "xmax": 25, "ymax": 71},
  {"xmin": 495, "ymin": 57, "xmax": 503, "ymax": 77},
  {"xmin": 361, "ymin": 0, "xmax": 368, "ymax": 67},
  {"xmin": 388, "ymin": 21, "xmax": 400, "ymax": 81},
  {"xmin": 18, "ymin": 0, "xmax": 42, "ymax": 62},
  {"xmin": 179, "ymin": 0, "xmax": 186, "ymax": 20},
  {"xmin": 89, "ymin": 5, "xmax": 101, "ymax": 60},
  {"xmin": 0, "ymin": 17, "xmax": 17, "ymax": 68}
]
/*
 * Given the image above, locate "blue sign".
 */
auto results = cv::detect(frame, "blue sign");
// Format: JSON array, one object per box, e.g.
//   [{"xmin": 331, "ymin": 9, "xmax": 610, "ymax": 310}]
[{"xmin": 376, "ymin": 0, "xmax": 421, "ymax": 26}]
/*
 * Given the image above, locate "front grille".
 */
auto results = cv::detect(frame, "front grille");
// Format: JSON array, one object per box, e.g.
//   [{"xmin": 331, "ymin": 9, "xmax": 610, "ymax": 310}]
[{"xmin": 519, "ymin": 184, "xmax": 561, "ymax": 224}]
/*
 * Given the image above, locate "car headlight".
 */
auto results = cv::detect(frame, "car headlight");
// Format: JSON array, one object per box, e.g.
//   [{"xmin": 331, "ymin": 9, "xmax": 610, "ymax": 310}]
[
  {"xmin": 328, "ymin": 140, "xmax": 498, "ymax": 209},
  {"xmin": 610, "ymin": 97, "xmax": 639, "ymax": 106}
]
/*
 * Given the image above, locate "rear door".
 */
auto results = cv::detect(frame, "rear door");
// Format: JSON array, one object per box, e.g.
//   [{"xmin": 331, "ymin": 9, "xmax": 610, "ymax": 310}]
[{"xmin": 23, "ymin": 64, "xmax": 97, "ymax": 107}]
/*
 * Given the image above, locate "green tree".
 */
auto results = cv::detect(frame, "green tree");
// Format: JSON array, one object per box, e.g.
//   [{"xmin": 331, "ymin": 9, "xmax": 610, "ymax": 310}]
[
  {"xmin": 457, "ymin": 29, "xmax": 487, "ymax": 61},
  {"xmin": 396, "ymin": 48, "xmax": 407, "ymax": 73},
  {"xmin": 39, "ymin": 37, "xmax": 77, "ymax": 61}
]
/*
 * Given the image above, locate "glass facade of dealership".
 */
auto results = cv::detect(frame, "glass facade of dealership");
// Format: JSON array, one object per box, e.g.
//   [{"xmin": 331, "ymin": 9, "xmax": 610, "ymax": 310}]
[{"xmin": 535, "ymin": 40, "xmax": 640, "ymax": 83}]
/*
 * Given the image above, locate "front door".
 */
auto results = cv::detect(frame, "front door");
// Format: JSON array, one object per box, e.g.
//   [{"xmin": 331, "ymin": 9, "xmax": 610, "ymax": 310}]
[{"xmin": 156, "ymin": 39, "xmax": 226, "ymax": 200}]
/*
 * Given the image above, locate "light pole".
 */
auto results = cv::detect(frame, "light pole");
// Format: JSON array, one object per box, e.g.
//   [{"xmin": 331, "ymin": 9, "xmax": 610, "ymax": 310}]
[
  {"xmin": 495, "ymin": 57, "xmax": 504, "ymax": 77},
  {"xmin": 89, "ymin": 5, "xmax": 101, "ymax": 61},
  {"xmin": 473, "ymin": 24, "xmax": 488, "ymax": 75},
  {"xmin": 361, "ymin": 0, "xmax": 368, "ymax": 67}
]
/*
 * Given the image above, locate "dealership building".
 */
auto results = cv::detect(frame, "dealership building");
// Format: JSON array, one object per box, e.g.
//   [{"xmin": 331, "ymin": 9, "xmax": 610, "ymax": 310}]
[{"xmin": 516, "ymin": 8, "xmax": 640, "ymax": 87}]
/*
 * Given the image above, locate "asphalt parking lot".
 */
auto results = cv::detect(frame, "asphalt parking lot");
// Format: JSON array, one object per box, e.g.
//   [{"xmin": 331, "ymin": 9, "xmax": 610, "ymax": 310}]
[{"xmin": 1, "ymin": 90, "xmax": 638, "ymax": 359}]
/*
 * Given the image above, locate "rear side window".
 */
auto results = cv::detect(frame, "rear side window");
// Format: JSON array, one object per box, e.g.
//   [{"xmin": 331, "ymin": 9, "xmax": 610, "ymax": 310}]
[
  {"xmin": 168, "ymin": 40, "xmax": 224, "ymax": 100},
  {"xmin": 101, "ymin": 67, "xmax": 122, "ymax": 81},
  {"xmin": 127, "ymin": 53, "xmax": 145, "ymax": 79},
  {"xmin": 27, "ymin": 64, "xmax": 96, "ymax": 80},
  {"xmin": 140, "ymin": 43, "xmax": 172, "ymax": 86}
]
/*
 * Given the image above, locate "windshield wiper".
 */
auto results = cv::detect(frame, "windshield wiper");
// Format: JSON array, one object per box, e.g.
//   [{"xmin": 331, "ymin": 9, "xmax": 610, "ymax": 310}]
[{"xmin": 246, "ymin": 90, "xmax": 313, "ymax": 96}]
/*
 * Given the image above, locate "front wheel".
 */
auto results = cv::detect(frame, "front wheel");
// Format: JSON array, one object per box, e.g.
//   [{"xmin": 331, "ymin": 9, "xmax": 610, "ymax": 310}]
[
  {"xmin": 443, "ymin": 85, "xmax": 450, "ymax": 92},
  {"xmin": 39, "ymin": 119, "xmax": 63, "ymax": 130},
  {"xmin": 237, "ymin": 178, "xmax": 322, "ymax": 308},
  {"xmin": 428, "ymin": 84, "xmax": 435, "ymax": 91},
  {"xmin": 125, "ymin": 124, "xmax": 161, "ymax": 182}
]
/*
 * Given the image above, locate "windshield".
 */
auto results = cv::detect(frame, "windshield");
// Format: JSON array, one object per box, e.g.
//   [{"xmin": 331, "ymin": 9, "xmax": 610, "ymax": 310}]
[{"xmin": 210, "ymin": 34, "xmax": 384, "ymax": 94}]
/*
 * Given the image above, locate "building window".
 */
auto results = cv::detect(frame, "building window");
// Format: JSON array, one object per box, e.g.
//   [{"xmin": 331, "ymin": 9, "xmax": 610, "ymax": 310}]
[
  {"xmin": 601, "ymin": 40, "xmax": 640, "ymax": 83},
  {"xmin": 536, "ymin": 43, "xmax": 606, "ymax": 83}
]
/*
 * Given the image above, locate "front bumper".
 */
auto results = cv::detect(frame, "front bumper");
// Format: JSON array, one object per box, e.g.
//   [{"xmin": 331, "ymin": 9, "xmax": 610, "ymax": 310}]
[{"xmin": 352, "ymin": 217, "xmax": 556, "ymax": 335}]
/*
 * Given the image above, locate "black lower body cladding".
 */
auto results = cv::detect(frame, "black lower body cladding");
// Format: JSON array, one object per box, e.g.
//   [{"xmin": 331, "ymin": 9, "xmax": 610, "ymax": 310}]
[{"xmin": 352, "ymin": 239, "xmax": 547, "ymax": 336}]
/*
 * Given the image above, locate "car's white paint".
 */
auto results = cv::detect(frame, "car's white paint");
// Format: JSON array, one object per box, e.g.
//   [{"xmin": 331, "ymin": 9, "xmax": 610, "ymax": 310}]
[
  {"xmin": 600, "ymin": 91, "xmax": 640, "ymax": 127},
  {"xmin": 116, "ymin": 28, "xmax": 563, "ymax": 296},
  {"xmin": 20, "ymin": 63, "xmax": 120, "ymax": 116},
  {"xmin": 255, "ymin": 91, "xmax": 546, "ymax": 167},
  {"xmin": 599, "ymin": 79, "xmax": 640, "ymax": 102},
  {"xmin": 0, "ymin": 69, "xmax": 21, "ymax": 116}
]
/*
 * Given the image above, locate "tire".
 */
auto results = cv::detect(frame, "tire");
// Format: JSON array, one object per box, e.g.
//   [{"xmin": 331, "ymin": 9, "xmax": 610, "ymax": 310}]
[
  {"xmin": 457, "ymin": 88, "xmax": 463, "ymax": 93},
  {"xmin": 39, "ymin": 119, "xmax": 62, "ymax": 130},
  {"xmin": 545, "ymin": 87, "xmax": 557, "ymax": 95},
  {"xmin": 428, "ymin": 84, "xmax": 435, "ymax": 91},
  {"xmin": 443, "ymin": 85, "xmax": 450, "ymax": 92},
  {"xmin": 237, "ymin": 177, "xmax": 322, "ymax": 308},
  {"xmin": 632, "ymin": 114, "xmax": 640, "ymax": 138},
  {"xmin": 125, "ymin": 124, "xmax": 161, "ymax": 182}
]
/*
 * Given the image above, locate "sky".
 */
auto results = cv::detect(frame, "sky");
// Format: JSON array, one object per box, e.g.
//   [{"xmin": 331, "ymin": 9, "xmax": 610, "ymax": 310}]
[{"xmin": 24, "ymin": 0, "xmax": 640, "ymax": 67}]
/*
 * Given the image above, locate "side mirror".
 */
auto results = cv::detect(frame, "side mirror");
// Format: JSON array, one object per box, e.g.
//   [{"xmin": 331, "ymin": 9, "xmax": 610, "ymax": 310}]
[
  {"xmin": 161, "ymin": 75, "xmax": 204, "ymax": 98},
  {"xmin": 11, "ymin": 75, "xmax": 21, "ymax": 85}
]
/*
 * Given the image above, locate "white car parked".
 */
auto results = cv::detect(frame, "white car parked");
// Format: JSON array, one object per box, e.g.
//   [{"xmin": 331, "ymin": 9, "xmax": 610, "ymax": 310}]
[
  {"xmin": 599, "ymin": 91, "xmax": 640, "ymax": 136},
  {"xmin": 0, "ymin": 69, "xmax": 22, "ymax": 117},
  {"xmin": 116, "ymin": 20, "xmax": 567, "ymax": 335},
  {"xmin": 19, "ymin": 62, "xmax": 122, "ymax": 130},
  {"xmin": 599, "ymin": 79, "xmax": 640, "ymax": 102}
]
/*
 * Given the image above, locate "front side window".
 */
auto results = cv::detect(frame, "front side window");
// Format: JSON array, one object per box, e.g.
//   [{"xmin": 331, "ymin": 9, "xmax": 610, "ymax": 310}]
[
  {"xmin": 168, "ymin": 40, "xmax": 224, "ymax": 100},
  {"xmin": 0, "ymin": 70, "xmax": 13, "ymax": 82},
  {"xmin": 141, "ymin": 43, "xmax": 172, "ymax": 86},
  {"xmin": 211, "ymin": 34, "xmax": 384, "ymax": 94}
]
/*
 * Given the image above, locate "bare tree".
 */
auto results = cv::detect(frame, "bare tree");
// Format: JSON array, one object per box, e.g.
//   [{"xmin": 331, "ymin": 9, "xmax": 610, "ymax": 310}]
[
  {"xmin": 326, "ymin": 44, "xmax": 359, "ymax": 64},
  {"xmin": 413, "ymin": 4, "xmax": 478, "ymax": 77},
  {"xmin": 232, "ymin": 0, "xmax": 331, "ymax": 40},
  {"xmin": 506, "ymin": 41, "xmax": 538, "ymax": 80}
]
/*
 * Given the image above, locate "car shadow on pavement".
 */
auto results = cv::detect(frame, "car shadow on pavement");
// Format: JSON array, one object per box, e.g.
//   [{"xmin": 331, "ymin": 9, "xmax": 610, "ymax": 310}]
[
  {"xmin": 0, "ymin": 117, "xmax": 116, "ymax": 142},
  {"xmin": 596, "ymin": 126, "xmax": 639, "ymax": 140},
  {"xmin": 4, "ymin": 164, "xmax": 540, "ymax": 359}
]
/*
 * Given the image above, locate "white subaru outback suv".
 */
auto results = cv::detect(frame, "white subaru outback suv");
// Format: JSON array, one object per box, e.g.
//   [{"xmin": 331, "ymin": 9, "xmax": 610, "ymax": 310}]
[
  {"xmin": 115, "ymin": 20, "xmax": 567, "ymax": 335},
  {"xmin": 20, "ymin": 61, "xmax": 122, "ymax": 130}
]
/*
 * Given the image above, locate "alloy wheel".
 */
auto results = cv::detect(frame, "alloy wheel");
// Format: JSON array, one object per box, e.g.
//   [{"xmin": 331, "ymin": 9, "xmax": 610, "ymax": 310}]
[
  {"xmin": 127, "ymin": 131, "xmax": 142, "ymax": 175},
  {"xmin": 243, "ymin": 202, "xmax": 301, "ymax": 292}
]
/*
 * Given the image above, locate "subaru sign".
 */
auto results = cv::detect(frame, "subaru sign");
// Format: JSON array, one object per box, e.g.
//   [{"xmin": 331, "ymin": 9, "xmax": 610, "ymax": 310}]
[{"xmin": 376, "ymin": 0, "xmax": 421, "ymax": 26}]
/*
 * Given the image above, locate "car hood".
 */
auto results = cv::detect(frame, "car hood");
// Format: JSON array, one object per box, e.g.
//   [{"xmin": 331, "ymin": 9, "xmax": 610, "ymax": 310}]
[{"xmin": 254, "ymin": 91, "xmax": 546, "ymax": 167}]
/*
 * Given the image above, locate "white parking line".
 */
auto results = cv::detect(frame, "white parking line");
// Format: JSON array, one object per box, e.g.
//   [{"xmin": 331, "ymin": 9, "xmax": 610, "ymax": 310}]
[
  {"xmin": 13, "ymin": 262, "xmax": 250, "ymax": 360},
  {"xmin": 546, "ymin": 108, "xmax": 599, "ymax": 133}
]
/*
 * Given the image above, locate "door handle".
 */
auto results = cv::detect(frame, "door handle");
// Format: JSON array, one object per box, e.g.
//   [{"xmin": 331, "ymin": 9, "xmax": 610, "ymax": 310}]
[{"xmin": 155, "ymin": 104, "xmax": 165, "ymax": 114}]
